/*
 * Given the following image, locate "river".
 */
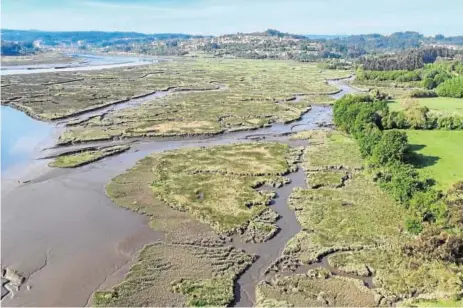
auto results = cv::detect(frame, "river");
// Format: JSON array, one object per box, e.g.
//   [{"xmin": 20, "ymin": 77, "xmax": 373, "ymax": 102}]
[
  {"xmin": 1, "ymin": 54, "xmax": 159, "ymax": 172},
  {"xmin": 1, "ymin": 56, "xmax": 358, "ymax": 306},
  {"xmin": 0, "ymin": 53, "xmax": 157, "ymax": 75}
]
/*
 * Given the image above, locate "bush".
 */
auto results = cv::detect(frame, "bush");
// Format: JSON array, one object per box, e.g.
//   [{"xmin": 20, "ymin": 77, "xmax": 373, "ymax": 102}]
[
  {"xmin": 409, "ymin": 190, "xmax": 447, "ymax": 224},
  {"xmin": 376, "ymin": 162, "xmax": 424, "ymax": 203},
  {"xmin": 421, "ymin": 69, "xmax": 453, "ymax": 89},
  {"xmin": 436, "ymin": 76, "xmax": 463, "ymax": 98},
  {"xmin": 403, "ymin": 225, "xmax": 463, "ymax": 263},
  {"xmin": 404, "ymin": 105, "xmax": 430, "ymax": 129},
  {"xmin": 357, "ymin": 69, "xmax": 422, "ymax": 82},
  {"xmin": 405, "ymin": 217, "xmax": 424, "ymax": 234},
  {"xmin": 436, "ymin": 116, "xmax": 463, "ymax": 130},
  {"xmin": 333, "ymin": 94, "xmax": 385, "ymax": 135},
  {"xmin": 382, "ymin": 110, "xmax": 410, "ymax": 129},
  {"xmin": 408, "ymin": 89, "xmax": 437, "ymax": 98},
  {"xmin": 370, "ymin": 131, "xmax": 409, "ymax": 165},
  {"xmin": 357, "ymin": 124, "xmax": 382, "ymax": 157}
]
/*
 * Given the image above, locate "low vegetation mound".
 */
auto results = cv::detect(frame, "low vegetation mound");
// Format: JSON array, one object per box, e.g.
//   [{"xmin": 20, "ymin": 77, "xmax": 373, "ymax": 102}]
[
  {"xmin": 108, "ymin": 142, "xmax": 299, "ymax": 232},
  {"xmin": 256, "ymin": 269, "xmax": 377, "ymax": 307},
  {"xmin": 94, "ymin": 243, "xmax": 254, "ymax": 307},
  {"xmin": 49, "ymin": 145, "xmax": 130, "ymax": 168}
]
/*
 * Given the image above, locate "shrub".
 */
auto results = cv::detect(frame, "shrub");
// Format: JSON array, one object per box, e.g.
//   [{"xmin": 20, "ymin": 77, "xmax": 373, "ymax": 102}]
[
  {"xmin": 357, "ymin": 69, "xmax": 422, "ymax": 82},
  {"xmin": 333, "ymin": 94, "xmax": 385, "ymax": 134},
  {"xmin": 382, "ymin": 110, "xmax": 409, "ymax": 129},
  {"xmin": 405, "ymin": 217, "xmax": 424, "ymax": 234},
  {"xmin": 376, "ymin": 162, "xmax": 424, "ymax": 203},
  {"xmin": 409, "ymin": 190, "xmax": 447, "ymax": 224},
  {"xmin": 421, "ymin": 69, "xmax": 453, "ymax": 89},
  {"xmin": 436, "ymin": 76, "xmax": 463, "ymax": 98},
  {"xmin": 370, "ymin": 131, "xmax": 409, "ymax": 165},
  {"xmin": 408, "ymin": 89, "xmax": 437, "ymax": 98},
  {"xmin": 436, "ymin": 116, "xmax": 463, "ymax": 130},
  {"xmin": 357, "ymin": 124, "xmax": 382, "ymax": 157},
  {"xmin": 404, "ymin": 105, "xmax": 430, "ymax": 129},
  {"xmin": 403, "ymin": 225, "xmax": 463, "ymax": 263}
]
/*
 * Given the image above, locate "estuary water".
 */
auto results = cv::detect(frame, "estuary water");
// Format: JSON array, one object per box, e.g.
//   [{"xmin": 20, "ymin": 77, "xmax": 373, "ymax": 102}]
[
  {"xmin": 0, "ymin": 53, "xmax": 157, "ymax": 75},
  {"xmin": 1, "ymin": 54, "xmax": 156, "ymax": 171},
  {"xmin": 0, "ymin": 106, "xmax": 54, "ymax": 171}
]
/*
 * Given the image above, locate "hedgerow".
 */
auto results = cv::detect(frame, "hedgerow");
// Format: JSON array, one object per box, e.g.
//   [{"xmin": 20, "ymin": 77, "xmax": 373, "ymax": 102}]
[{"xmin": 333, "ymin": 94, "xmax": 455, "ymax": 234}]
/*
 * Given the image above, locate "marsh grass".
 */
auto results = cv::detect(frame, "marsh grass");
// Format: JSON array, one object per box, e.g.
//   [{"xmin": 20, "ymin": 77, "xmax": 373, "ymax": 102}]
[
  {"xmin": 399, "ymin": 298, "xmax": 463, "ymax": 307},
  {"xmin": 49, "ymin": 145, "xmax": 130, "ymax": 168},
  {"xmin": 328, "ymin": 249, "xmax": 463, "ymax": 300},
  {"xmin": 1, "ymin": 53, "xmax": 75, "ymax": 66},
  {"xmin": 94, "ymin": 243, "xmax": 254, "ymax": 307},
  {"xmin": 134, "ymin": 142, "xmax": 297, "ymax": 231},
  {"xmin": 285, "ymin": 171, "xmax": 405, "ymax": 263},
  {"xmin": 307, "ymin": 171, "xmax": 345, "ymax": 188},
  {"xmin": 3, "ymin": 59, "xmax": 350, "ymax": 142},
  {"xmin": 303, "ymin": 131, "xmax": 363, "ymax": 170},
  {"xmin": 256, "ymin": 269, "xmax": 377, "ymax": 307},
  {"xmin": 98, "ymin": 142, "xmax": 301, "ymax": 305}
]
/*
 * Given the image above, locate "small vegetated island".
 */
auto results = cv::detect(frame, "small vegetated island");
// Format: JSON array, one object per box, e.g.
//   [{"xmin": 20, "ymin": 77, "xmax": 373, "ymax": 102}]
[{"xmin": 2, "ymin": 30, "xmax": 463, "ymax": 307}]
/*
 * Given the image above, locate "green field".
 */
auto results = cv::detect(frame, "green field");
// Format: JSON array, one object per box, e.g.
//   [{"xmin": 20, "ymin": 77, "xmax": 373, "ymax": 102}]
[
  {"xmin": 406, "ymin": 130, "xmax": 463, "ymax": 190},
  {"xmin": 389, "ymin": 97, "xmax": 463, "ymax": 116}
]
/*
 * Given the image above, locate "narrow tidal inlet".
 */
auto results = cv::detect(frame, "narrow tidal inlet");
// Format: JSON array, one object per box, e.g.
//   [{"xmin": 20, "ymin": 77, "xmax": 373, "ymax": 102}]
[
  {"xmin": 1, "ymin": 65, "xmax": 358, "ymax": 306},
  {"xmin": 232, "ymin": 163, "xmax": 307, "ymax": 307}
]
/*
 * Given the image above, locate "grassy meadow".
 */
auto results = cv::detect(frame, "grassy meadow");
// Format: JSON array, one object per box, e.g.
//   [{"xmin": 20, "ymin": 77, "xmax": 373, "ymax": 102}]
[
  {"xmin": 406, "ymin": 130, "xmax": 463, "ymax": 189},
  {"xmin": 389, "ymin": 97, "xmax": 463, "ymax": 117}
]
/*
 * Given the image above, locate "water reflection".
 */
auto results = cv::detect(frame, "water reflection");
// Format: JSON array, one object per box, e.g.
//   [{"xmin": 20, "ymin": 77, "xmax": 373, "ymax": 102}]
[{"xmin": 1, "ymin": 106, "xmax": 54, "ymax": 171}]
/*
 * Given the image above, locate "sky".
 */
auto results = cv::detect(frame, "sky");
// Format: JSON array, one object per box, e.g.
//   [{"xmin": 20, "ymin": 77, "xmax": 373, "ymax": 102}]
[{"xmin": 1, "ymin": 0, "xmax": 462, "ymax": 36}]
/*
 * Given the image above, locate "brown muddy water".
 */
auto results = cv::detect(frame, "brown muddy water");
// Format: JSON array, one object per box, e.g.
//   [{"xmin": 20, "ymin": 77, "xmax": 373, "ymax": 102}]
[
  {"xmin": 232, "ymin": 160, "xmax": 307, "ymax": 307},
  {"xmin": 1, "ymin": 75, "xmax": 358, "ymax": 306}
]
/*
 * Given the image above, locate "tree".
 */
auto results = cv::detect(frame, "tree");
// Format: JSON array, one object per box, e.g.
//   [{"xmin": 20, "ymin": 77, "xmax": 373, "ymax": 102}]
[{"xmin": 371, "ymin": 130, "xmax": 409, "ymax": 165}]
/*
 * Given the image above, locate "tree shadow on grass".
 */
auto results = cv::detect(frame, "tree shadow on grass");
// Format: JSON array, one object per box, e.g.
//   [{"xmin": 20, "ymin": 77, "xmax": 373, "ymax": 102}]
[
  {"xmin": 409, "ymin": 144, "xmax": 426, "ymax": 152},
  {"xmin": 407, "ymin": 144, "xmax": 441, "ymax": 169}
]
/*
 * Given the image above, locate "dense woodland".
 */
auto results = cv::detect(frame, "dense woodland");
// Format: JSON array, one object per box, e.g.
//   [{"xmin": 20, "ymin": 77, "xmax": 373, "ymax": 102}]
[
  {"xmin": 357, "ymin": 58, "xmax": 463, "ymax": 98},
  {"xmin": 359, "ymin": 47, "xmax": 459, "ymax": 71}
]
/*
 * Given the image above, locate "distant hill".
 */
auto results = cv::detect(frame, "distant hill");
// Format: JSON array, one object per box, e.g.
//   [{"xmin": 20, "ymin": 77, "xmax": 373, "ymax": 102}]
[
  {"xmin": 0, "ymin": 29, "xmax": 204, "ymax": 46},
  {"xmin": 305, "ymin": 34, "xmax": 349, "ymax": 39},
  {"xmin": 1, "ymin": 29, "xmax": 462, "ymax": 60}
]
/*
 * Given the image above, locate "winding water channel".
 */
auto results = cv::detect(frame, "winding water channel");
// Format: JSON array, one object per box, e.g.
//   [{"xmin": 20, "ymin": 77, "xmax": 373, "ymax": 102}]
[{"xmin": 1, "ymin": 56, "xmax": 360, "ymax": 306}]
